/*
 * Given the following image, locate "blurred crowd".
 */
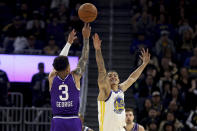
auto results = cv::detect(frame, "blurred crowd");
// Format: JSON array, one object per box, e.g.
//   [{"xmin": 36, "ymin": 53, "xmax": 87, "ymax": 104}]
[
  {"xmin": 129, "ymin": 0, "xmax": 197, "ymax": 131},
  {"xmin": 0, "ymin": 0, "xmax": 84, "ymax": 56}
]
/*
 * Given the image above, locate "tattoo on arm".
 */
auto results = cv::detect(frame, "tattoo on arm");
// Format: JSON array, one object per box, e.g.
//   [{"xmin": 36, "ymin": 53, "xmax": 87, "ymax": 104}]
[
  {"xmin": 96, "ymin": 49, "xmax": 106, "ymax": 74},
  {"xmin": 74, "ymin": 39, "xmax": 89, "ymax": 75}
]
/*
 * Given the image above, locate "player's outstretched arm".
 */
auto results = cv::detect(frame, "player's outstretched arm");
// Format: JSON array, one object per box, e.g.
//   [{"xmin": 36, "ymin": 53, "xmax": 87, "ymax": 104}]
[
  {"xmin": 49, "ymin": 29, "xmax": 77, "ymax": 90},
  {"xmin": 93, "ymin": 33, "xmax": 111, "ymax": 99},
  {"xmin": 119, "ymin": 48, "xmax": 150, "ymax": 92},
  {"xmin": 72, "ymin": 23, "xmax": 91, "ymax": 78},
  {"xmin": 92, "ymin": 33, "xmax": 106, "ymax": 76}
]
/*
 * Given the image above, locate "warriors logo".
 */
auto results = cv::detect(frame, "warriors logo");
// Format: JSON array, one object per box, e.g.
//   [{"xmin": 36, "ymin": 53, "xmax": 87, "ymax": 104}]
[{"xmin": 114, "ymin": 96, "xmax": 125, "ymax": 114}]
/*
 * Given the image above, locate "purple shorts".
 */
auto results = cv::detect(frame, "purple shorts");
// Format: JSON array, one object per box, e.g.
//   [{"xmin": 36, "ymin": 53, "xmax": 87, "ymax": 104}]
[{"xmin": 50, "ymin": 117, "xmax": 82, "ymax": 131}]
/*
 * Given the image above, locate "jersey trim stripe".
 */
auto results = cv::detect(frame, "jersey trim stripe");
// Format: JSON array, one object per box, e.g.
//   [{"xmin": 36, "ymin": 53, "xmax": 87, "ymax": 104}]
[
  {"xmin": 102, "ymin": 102, "xmax": 105, "ymax": 131},
  {"xmin": 100, "ymin": 101, "xmax": 103, "ymax": 131},
  {"xmin": 71, "ymin": 74, "xmax": 80, "ymax": 91},
  {"xmin": 100, "ymin": 101, "xmax": 105, "ymax": 131},
  {"xmin": 53, "ymin": 116, "xmax": 79, "ymax": 119},
  {"xmin": 57, "ymin": 74, "xmax": 69, "ymax": 81},
  {"xmin": 105, "ymin": 91, "xmax": 112, "ymax": 102}
]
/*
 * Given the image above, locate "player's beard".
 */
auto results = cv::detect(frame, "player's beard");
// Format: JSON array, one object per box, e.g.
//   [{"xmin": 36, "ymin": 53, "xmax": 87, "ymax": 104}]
[{"xmin": 126, "ymin": 120, "xmax": 132, "ymax": 125}]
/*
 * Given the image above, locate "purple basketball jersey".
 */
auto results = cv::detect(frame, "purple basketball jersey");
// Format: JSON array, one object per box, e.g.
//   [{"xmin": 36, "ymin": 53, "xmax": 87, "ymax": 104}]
[
  {"xmin": 132, "ymin": 123, "xmax": 139, "ymax": 131},
  {"xmin": 50, "ymin": 74, "xmax": 80, "ymax": 116}
]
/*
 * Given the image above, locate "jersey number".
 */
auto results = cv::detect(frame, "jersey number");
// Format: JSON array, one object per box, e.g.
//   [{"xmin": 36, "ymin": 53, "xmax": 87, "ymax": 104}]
[{"xmin": 59, "ymin": 85, "xmax": 69, "ymax": 101}]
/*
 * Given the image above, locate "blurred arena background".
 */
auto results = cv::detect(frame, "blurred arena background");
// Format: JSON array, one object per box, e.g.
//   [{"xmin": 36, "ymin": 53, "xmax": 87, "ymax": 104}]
[{"xmin": 0, "ymin": 0, "xmax": 197, "ymax": 131}]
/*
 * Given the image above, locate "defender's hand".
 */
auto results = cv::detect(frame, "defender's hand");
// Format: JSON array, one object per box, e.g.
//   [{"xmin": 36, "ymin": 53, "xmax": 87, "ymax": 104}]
[
  {"xmin": 139, "ymin": 48, "xmax": 150, "ymax": 65},
  {"xmin": 92, "ymin": 33, "xmax": 102, "ymax": 50},
  {"xmin": 67, "ymin": 29, "xmax": 77, "ymax": 44}
]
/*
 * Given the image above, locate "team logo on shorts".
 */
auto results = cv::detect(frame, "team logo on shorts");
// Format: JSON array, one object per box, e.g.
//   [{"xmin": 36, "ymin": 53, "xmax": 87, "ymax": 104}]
[{"xmin": 114, "ymin": 96, "xmax": 125, "ymax": 114}]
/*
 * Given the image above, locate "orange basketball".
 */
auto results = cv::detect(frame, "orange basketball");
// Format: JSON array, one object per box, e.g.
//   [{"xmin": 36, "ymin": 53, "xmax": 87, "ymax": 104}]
[{"xmin": 78, "ymin": 3, "xmax": 97, "ymax": 23}]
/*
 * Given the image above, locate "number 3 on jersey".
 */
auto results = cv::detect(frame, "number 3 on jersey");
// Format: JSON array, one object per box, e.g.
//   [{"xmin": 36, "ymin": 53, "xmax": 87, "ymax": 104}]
[{"xmin": 59, "ymin": 85, "xmax": 69, "ymax": 101}]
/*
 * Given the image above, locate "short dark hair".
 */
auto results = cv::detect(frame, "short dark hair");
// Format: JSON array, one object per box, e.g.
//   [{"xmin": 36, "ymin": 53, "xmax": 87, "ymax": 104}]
[
  {"xmin": 38, "ymin": 62, "xmax": 44, "ymax": 68},
  {"xmin": 125, "ymin": 108, "xmax": 134, "ymax": 113},
  {"xmin": 53, "ymin": 56, "xmax": 69, "ymax": 71},
  {"xmin": 107, "ymin": 70, "xmax": 118, "ymax": 74}
]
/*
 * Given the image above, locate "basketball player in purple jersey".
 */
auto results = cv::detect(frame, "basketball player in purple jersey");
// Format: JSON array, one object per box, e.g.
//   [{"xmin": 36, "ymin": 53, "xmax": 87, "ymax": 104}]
[
  {"xmin": 124, "ymin": 108, "xmax": 144, "ymax": 131},
  {"xmin": 49, "ymin": 23, "xmax": 91, "ymax": 131}
]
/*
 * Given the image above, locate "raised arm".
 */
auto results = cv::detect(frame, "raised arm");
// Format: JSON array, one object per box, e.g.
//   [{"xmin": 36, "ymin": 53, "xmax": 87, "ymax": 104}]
[
  {"xmin": 92, "ymin": 33, "xmax": 107, "ymax": 79},
  {"xmin": 49, "ymin": 29, "xmax": 77, "ymax": 90},
  {"xmin": 93, "ymin": 33, "xmax": 111, "ymax": 100},
  {"xmin": 72, "ymin": 23, "xmax": 91, "ymax": 78},
  {"xmin": 119, "ymin": 48, "xmax": 150, "ymax": 92}
]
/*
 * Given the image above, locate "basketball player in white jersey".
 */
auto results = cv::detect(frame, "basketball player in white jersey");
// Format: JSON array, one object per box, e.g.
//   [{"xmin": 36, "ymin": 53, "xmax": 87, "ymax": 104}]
[
  {"xmin": 92, "ymin": 33, "xmax": 150, "ymax": 131},
  {"xmin": 124, "ymin": 108, "xmax": 144, "ymax": 131}
]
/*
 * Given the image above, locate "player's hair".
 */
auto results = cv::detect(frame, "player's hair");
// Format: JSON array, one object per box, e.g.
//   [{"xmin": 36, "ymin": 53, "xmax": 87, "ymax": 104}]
[
  {"xmin": 125, "ymin": 108, "xmax": 134, "ymax": 113},
  {"xmin": 53, "ymin": 56, "xmax": 69, "ymax": 71},
  {"xmin": 107, "ymin": 70, "xmax": 118, "ymax": 75}
]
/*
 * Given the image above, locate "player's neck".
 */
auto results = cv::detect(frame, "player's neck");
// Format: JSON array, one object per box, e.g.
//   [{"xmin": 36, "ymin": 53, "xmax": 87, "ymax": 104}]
[
  {"xmin": 57, "ymin": 72, "xmax": 69, "ymax": 80},
  {"xmin": 111, "ymin": 84, "xmax": 119, "ymax": 91},
  {"xmin": 125, "ymin": 122, "xmax": 134, "ymax": 130}
]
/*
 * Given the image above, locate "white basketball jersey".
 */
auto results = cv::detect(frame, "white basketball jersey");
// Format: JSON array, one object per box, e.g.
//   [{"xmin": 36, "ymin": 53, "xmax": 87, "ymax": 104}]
[{"xmin": 98, "ymin": 89, "xmax": 126, "ymax": 131}]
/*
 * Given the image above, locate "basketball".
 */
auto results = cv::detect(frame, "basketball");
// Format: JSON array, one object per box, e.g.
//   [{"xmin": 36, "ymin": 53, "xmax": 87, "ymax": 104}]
[{"xmin": 78, "ymin": 3, "xmax": 97, "ymax": 23}]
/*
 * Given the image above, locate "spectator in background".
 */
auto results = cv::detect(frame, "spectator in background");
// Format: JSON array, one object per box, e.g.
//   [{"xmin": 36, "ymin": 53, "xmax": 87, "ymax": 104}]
[
  {"xmin": 154, "ymin": 14, "xmax": 175, "ymax": 40},
  {"xmin": 186, "ymin": 105, "xmax": 197, "ymax": 131},
  {"xmin": 163, "ymin": 122, "xmax": 175, "ymax": 131},
  {"xmin": 161, "ymin": 81, "xmax": 172, "ymax": 109},
  {"xmin": 170, "ymin": 87, "xmax": 184, "ymax": 108},
  {"xmin": 151, "ymin": 91, "xmax": 163, "ymax": 116},
  {"xmin": 13, "ymin": 35, "xmax": 28, "ymax": 53},
  {"xmin": 138, "ymin": 75, "xmax": 156, "ymax": 98},
  {"xmin": 46, "ymin": 15, "xmax": 65, "ymax": 46},
  {"xmin": 2, "ymin": 16, "xmax": 26, "ymax": 53},
  {"xmin": 140, "ymin": 107, "xmax": 160, "ymax": 128},
  {"xmin": 57, "ymin": 4, "xmax": 69, "ymax": 28},
  {"xmin": 50, "ymin": 0, "xmax": 69, "ymax": 9},
  {"xmin": 17, "ymin": 3, "xmax": 30, "ymax": 21},
  {"xmin": 177, "ymin": 67, "xmax": 191, "ymax": 92},
  {"xmin": 0, "ymin": 68, "xmax": 10, "ymax": 106},
  {"xmin": 43, "ymin": 36, "xmax": 59, "ymax": 55},
  {"xmin": 160, "ymin": 57, "xmax": 177, "ymax": 79},
  {"xmin": 26, "ymin": 10, "xmax": 45, "ymax": 40},
  {"xmin": 192, "ymin": 24, "xmax": 197, "ymax": 44},
  {"xmin": 25, "ymin": 35, "xmax": 43, "ymax": 54},
  {"xmin": 184, "ymin": 47, "xmax": 197, "ymax": 68},
  {"xmin": 178, "ymin": 19, "xmax": 193, "ymax": 37},
  {"xmin": 130, "ymin": 32, "xmax": 152, "ymax": 54},
  {"xmin": 69, "ymin": 37, "xmax": 82, "ymax": 56},
  {"xmin": 138, "ymin": 98, "xmax": 152, "ymax": 122},
  {"xmin": 187, "ymin": 79, "xmax": 197, "ymax": 111},
  {"xmin": 31, "ymin": 62, "xmax": 48, "ymax": 107},
  {"xmin": 184, "ymin": 48, "xmax": 197, "ymax": 78},
  {"xmin": 133, "ymin": 10, "xmax": 155, "ymax": 38},
  {"xmin": 155, "ymin": 30, "xmax": 175, "ymax": 58},
  {"xmin": 180, "ymin": 30, "xmax": 194, "ymax": 54},
  {"xmin": 159, "ymin": 112, "xmax": 184, "ymax": 131},
  {"xmin": 165, "ymin": 100, "xmax": 183, "ymax": 121},
  {"xmin": 146, "ymin": 119, "xmax": 158, "ymax": 131},
  {"xmin": 69, "ymin": 3, "xmax": 83, "ymax": 31}
]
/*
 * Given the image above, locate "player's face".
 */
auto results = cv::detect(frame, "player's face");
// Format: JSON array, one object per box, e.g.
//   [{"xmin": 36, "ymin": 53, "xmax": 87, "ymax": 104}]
[
  {"xmin": 125, "ymin": 111, "xmax": 134, "ymax": 124},
  {"xmin": 107, "ymin": 72, "xmax": 120, "ymax": 85}
]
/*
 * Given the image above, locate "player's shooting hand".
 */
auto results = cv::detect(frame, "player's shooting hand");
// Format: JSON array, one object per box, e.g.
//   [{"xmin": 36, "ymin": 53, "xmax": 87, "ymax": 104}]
[
  {"xmin": 82, "ymin": 23, "xmax": 91, "ymax": 39},
  {"xmin": 67, "ymin": 29, "xmax": 77, "ymax": 44},
  {"xmin": 92, "ymin": 33, "xmax": 102, "ymax": 50},
  {"xmin": 139, "ymin": 48, "xmax": 150, "ymax": 65}
]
